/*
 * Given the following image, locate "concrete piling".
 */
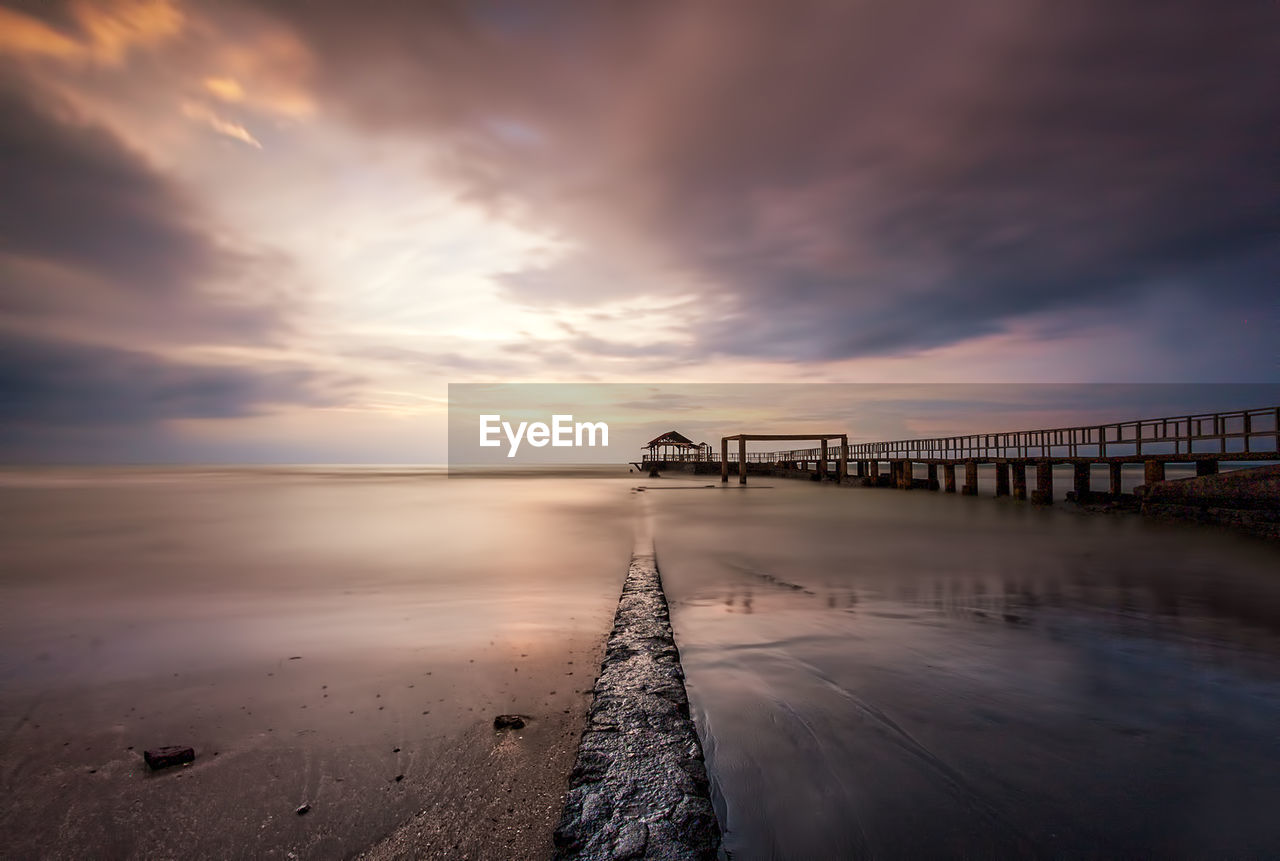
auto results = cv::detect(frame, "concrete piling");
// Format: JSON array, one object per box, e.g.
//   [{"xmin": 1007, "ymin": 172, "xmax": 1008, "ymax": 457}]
[
  {"xmin": 1032, "ymin": 461, "xmax": 1053, "ymax": 504},
  {"xmin": 995, "ymin": 462, "xmax": 1010, "ymax": 497},
  {"xmin": 1012, "ymin": 462, "xmax": 1027, "ymax": 500},
  {"xmin": 1073, "ymin": 462, "xmax": 1091, "ymax": 502}
]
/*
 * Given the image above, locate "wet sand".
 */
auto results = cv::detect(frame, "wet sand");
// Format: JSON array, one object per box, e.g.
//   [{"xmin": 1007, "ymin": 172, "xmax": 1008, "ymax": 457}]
[
  {"xmin": 651, "ymin": 475, "xmax": 1280, "ymax": 858},
  {"xmin": 0, "ymin": 469, "xmax": 635, "ymax": 859}
]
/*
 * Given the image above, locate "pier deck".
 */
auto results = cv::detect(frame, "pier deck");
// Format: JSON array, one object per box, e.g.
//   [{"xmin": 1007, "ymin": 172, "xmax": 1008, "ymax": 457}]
[{"xmin": 645, "ymin": 406, "xmax": 1279, "ymax": 504}]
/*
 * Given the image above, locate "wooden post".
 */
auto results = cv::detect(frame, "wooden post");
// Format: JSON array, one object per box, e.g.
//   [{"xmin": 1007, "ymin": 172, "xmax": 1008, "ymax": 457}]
[
  {"xmin": 943, "ymin": 463, "xmax": 956, "ymax": 493},
  {"xmin": 962, "ymin": 460, "xmax": 978, "ymax": 495},
  {"xmin": 721, "ymin": 438, "xmax": 728, "ymax": 483},
  {"xmin": 927, "ymin": 463, "xmax": 939, "ymax": 490},
  {"xmin": 839, "ymin": 437, "xmax": 848, "ymax": 482},
  {"xmin": 855, "ymin": 460, "xmax": 865, "ymax": 478},
  {"xmin": 901, "ymin": 459, "xmax": 913, "ymax": 490},
  {"xmin": 819, "ymin": 439, "xmax": 828, "ymax": 479},
  {"xmin": 1143, "ymin": 459, "xmax": 1164, "ymax": 486},
  {"xmin": 1011, "ymin": 462, "xmax": 1027, "ymax": 500},
  {"xmin": 995, "ymin": 462, "xmax": 1010, "ymax": 497},
  {"xmin": 1108, "ymin": 462, "xmax": 1122, "ymax": 497},
  {"xmin": 869, "ymin": 460, "xmax": 879, "ymax": 484},
  {"xmin": 1073, "ymin": 462, "xmax": 1090, "ymax": 502},
  {"xmin": 1032, "ymin": 461, "xmax": 1053, "ymax": 504},
  {"xmin": 1196, "ymin": 460, "xmax": 1218, "ymax": 477},
  {"xmin": 739, "ymin": 438, "xmax": 747, "ymax": 485}
]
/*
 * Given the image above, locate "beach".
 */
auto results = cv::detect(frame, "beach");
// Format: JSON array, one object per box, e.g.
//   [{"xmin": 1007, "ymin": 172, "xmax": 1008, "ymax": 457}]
[
  {"xmin": 3, "ymin": 467, "xmax": 1280, "ymax": 859},
  {"xmin": 0, "ymin": 469, "xmax": 635, "ymax": 859}
]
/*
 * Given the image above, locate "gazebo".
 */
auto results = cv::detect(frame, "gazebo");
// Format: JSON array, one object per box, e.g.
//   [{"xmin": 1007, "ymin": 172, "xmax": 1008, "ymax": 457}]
[{"xmin": 644, "ymin": 430, "xmax": 700, "ymax": 463}]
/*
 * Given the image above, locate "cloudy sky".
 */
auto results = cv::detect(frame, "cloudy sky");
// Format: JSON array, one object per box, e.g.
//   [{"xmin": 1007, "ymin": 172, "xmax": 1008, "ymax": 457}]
[{"xmin": 0, "ymin": 0, "xmax": 1275, "ymax": 462}]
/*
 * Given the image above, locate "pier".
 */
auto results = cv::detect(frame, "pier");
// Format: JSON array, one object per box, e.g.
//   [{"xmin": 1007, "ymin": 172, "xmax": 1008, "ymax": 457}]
[{"xmin": 643, "ymin": 406, "xmax": 1280, "ymax": 504}]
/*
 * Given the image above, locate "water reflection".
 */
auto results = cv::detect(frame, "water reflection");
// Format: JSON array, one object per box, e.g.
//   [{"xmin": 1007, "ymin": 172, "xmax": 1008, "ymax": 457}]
[{"xmin": 653, "ymin": 478, "xmax": 1280, "ymax": 859}]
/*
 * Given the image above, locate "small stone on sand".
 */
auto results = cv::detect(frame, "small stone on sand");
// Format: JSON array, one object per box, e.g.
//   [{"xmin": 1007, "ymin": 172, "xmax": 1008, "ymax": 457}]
[{"xmin": 143, "ymin": 745, "xmax": 195, "ymax": 770}]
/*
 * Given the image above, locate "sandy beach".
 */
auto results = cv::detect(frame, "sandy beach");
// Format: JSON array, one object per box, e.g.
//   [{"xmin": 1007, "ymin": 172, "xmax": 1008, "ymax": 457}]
[{"xmin": 0, "ymin": 469, "xmax": 634, "ymax": 859}]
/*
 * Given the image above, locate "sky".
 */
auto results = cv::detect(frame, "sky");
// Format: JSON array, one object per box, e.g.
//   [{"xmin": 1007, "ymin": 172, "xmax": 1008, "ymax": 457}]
[{"xmin": 0, "ymin": 0, "xmax": 1276, "ymax": 462}]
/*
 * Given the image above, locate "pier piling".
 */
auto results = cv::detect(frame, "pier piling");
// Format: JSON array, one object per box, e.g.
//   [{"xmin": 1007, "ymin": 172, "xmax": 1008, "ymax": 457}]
[
  {"xmin": 995, "ymin": 462, "xmax": 1010, "ymax": 497},
  {"xmin": 1197, "ymin": 460, "xmax": 1219, "ymax": 477},
  {"xmin": 943, "ymin": 463, "xmax": 956, "ymax": 493},
  {"xmin": 1032, "ymin": 462, "xmax": 1053, "ymax": 504},
  {"xmin": 962, "ymin": 460, "xmax": 978, "ymax": 495},
  {"xmin": 1012, "ymin": 462, "xmax": 1027, "ymax": 500},
  {"xmin": 1073, "ymin": 462, "xmax": 1091, "ymax": 502},
  {"xmin": 1144, "ymin": 460, "xmax": 1164, "ymax": 485},
  {"xmin": 927, "ymin": 463, "xmax": 939, "ymax": 490},
  {"xmin": 1109, "ymin": 462, "xmax": 1123, "ymax": 497}
]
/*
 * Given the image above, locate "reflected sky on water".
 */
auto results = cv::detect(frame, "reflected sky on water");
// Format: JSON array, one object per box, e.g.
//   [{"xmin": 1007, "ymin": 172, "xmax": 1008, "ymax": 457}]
[{"xmin": 651, "ymin": 477, "xmax": 1280, "ymax": 859}]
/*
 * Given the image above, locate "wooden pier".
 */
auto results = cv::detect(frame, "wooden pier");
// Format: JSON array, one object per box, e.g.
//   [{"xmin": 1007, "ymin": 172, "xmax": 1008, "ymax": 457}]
[
  {"xmin": 720, "ymin": 433, "xmax": 847, "ymax": 485},
  {"xmin": 646, "ymin": 407, "xmax": 1280, "ymax": 504}
]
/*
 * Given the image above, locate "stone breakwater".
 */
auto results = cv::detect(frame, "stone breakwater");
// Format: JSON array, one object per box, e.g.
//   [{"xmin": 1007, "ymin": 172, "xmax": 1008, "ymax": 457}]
[{"xmin": 552, "ymin": 550, "xmax": 720, "ymax": 861}]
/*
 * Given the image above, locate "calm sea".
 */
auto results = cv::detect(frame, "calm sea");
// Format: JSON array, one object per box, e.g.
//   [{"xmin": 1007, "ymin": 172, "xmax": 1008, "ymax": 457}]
[{"xmin": 2, "ymin": 466, "xmax": 1278, "ymax": 858}]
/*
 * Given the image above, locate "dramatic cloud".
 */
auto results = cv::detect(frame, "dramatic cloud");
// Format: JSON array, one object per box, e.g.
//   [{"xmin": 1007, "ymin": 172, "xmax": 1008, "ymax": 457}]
[
  {"xmin": 0, "ymin": 0, "xmax": 1274, "ymax": 462},
  {"xmin": 258, "ymin": 0, "xmax": 1278, "ymax": 370},
  {"xmin": 0, "ymin": 332, "xmax": 343, "ymax": 426},
  {"xmin": 0, "ymin": 80, "xmax": 289, "ymax": 340}
]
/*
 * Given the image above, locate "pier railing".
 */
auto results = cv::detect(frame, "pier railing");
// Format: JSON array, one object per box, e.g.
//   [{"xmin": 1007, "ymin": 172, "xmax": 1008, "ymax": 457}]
[{"xmin": 645, "ymin": 406, "xmax": 1280, "ymax": 464}]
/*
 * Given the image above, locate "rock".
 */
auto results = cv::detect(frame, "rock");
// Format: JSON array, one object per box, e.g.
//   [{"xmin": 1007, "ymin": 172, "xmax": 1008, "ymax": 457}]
[
  {"xmin": 552, "ymin": 550, "xmax": 721, "ymax": 860},
  {"xmin": 612, "ymin": 821, "xmax": 648, "ymax": 859},
  {"xmin": 143, "ymin": 746, "xmax": 195, "ymax": 770},
  {"xmin": 493, "ymin": 714, "xmax": 527, "ymax": 730},
  {"xmin": 296, "ymin": 803, "xmax": 310, "ymax": 815}
]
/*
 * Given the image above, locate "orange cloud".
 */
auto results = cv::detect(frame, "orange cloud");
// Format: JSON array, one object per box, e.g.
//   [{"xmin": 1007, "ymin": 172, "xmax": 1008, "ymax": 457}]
[
  {"xmin": 0, "ymin": 7, "xmax": 83, "ymax": 59},
  {"xmin": 0, "ymin": 0, "xmax": 182, "ymax": 63},
  {"xmin": 182, "ymin": 101, "xmax": 262, "ymax": 148},
  {"xmin": 203, "ymin": 76, "xmax": 245, "ymax": 103},
  {"xmin": 212, "ymin": 31, "xmax": 315, "ymax": 118}
]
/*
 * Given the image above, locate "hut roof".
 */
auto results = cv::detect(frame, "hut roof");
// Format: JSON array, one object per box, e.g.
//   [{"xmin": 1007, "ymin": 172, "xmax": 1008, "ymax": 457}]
[{"xmin": 644, "ymin": 430, "xmax": 698, "ymax": 448}]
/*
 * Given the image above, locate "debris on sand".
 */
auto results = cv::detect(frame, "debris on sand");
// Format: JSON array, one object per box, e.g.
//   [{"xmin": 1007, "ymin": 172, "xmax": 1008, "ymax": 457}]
[
  {"xmin": 143, "ymin": 746, "xmax": 195, "ymax": 770},
  {"xmin": 493, "ymin": 714, "xmax": 527, "ymax": 730}
]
